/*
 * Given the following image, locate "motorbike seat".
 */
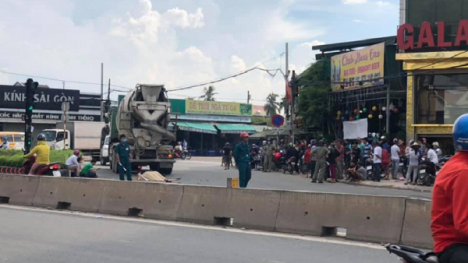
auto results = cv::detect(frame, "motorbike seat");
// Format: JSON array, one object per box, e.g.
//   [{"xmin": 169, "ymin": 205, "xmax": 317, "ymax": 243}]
[{"xmin": 387, "ymin": 245, "xmax": 438, "ymax": 263}]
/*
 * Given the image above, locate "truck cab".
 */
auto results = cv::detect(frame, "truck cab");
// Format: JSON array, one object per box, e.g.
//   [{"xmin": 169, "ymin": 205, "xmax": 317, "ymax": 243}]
[{"xmin": 41, "ymin": 129, "xmax": 71, "ymax": 150}]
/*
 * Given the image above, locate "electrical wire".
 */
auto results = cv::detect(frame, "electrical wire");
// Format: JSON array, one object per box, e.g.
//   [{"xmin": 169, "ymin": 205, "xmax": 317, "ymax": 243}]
[
  {"xmin": 0, "ymin": 69, "xmax": 133, "ymax": 90},
  {"xmin": 167, "ymin": 53, "xmax": 285, "ymax": 92}
]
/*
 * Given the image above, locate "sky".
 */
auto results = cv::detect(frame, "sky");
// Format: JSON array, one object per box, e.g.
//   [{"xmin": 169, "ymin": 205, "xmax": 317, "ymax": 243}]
[{"xmin": 0, "ymin": 0, "xmax": 399, "ymax": 104}]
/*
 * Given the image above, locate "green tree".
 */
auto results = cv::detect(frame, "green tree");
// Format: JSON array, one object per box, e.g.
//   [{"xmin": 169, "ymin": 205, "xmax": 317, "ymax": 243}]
[
  {"xmin": 264, "ymin": 93, "xmax": 280, "ymax": 116},
  {"xmin": 279, "ymin": 95, "xmax": 287, "ymax": 114},
  {"xmin": 199, "ymin": 85, "xmax": 217, "ymax": 101},
  {"xmin": 298, "ymin": 59, "xmax": 334, "ymax": 137}
]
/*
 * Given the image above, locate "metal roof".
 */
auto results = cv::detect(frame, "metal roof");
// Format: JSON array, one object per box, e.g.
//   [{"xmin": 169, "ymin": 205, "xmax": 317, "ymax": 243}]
[{"xmin": 312, "ymin": 36, "xmax": 396, "ymax": 52}]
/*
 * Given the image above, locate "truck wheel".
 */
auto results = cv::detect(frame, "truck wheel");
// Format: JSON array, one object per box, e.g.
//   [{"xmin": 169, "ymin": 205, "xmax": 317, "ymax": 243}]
[
  {"xmin": 101, "ymin": 157, "xmax": 107, "ymax": 166},
  {"xmin": 160, "ymin": 168, "xmax": 173, "ymax": 175},
  {"xmin": 149, "ymin": 164, "xmax": 159, "ymax": 171},
  {"xmin": 111, "ymin": 159, "xmax": 117, "ymax": 174}
]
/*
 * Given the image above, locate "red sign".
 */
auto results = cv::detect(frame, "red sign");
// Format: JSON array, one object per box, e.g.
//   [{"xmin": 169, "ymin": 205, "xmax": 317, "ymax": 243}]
[{"xmin": 397, "ymin": 20, "xmax": 468, "ymax": 50}]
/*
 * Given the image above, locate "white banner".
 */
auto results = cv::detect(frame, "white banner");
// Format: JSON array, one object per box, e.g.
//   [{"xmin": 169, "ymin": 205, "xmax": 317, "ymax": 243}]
[{"xmin": 343, "ymin": 119, "xmax": 368, "ymax": 140}]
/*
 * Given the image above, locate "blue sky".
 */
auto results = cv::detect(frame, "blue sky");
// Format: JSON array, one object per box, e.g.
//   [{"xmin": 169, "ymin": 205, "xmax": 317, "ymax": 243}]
[{"xmin": 0, "ymin": 0, "xmax": 399, "ymax": 103}]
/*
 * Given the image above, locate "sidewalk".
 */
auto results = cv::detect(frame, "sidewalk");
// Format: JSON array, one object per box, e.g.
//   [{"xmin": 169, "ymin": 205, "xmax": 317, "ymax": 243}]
[
  {"xmin": 191, "ymin": 156, "xmax": 222, "ymax": 163},
  {"xmin": 340, "ymin": 179, "xmax": 432, "ymax": 193}
]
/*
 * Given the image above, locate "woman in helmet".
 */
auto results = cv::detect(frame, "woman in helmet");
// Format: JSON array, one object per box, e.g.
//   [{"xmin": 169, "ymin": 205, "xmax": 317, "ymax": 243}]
[
  {"xmin": 233, "ymin": 132, "xmax": 251, "ymax": 188},
  {"xmin": 431, "ymin": 114, "xmax": 468, "ymax": 263},
  {"xmin": 23, "ymin": 133, "xmax": 50, "ymax": 175}
]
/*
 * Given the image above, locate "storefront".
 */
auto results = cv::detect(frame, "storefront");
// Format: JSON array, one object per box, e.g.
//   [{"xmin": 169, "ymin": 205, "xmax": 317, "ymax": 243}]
[
  {"xmin": 0, "ymin": 84, "xmax": 102, "ymax": 140},
  {"xmin": 313, "ymin": 37, "xmax": 407, "ymax": 140},
  {"xmin": 169, "ymin": 99, "xmax": 257, "ymax": 155},
  {"xmin": 396, "ymin": 1, "xmax": 468, "ymax": 153}
]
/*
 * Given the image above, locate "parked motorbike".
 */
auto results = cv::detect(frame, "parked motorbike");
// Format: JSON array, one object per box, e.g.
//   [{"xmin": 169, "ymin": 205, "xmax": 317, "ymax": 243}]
[
  {"xmin": 22, "ymin": 155, "xmax": 64, "ymax": 176},
  {"xmin": 273, "ymin": 152, "xmax": 286, "ymax": 172},
  {"xmin": 283, "ymin": 157, "xmax": 297, "ymax": 174},
  {"xmin": 251, "ymin": 153, "xmax": 262, "ymax": 171},
  {"xmin": 386, "ymin": 244, "xmax": 438, "ymax": 263},
  {"xmin": 417, "ymin": 155, "xmax": 452, "ymax": 186}
]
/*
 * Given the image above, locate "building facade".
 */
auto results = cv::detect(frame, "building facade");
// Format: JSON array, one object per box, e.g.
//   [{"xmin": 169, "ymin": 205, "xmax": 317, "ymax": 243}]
[
  {"xmin": 0, "ymin": 84, "xmax": 102, "ymax": 140},
  {"xmin": 396, "ymin": 0, "xmax": 468, "ymax": 154}
]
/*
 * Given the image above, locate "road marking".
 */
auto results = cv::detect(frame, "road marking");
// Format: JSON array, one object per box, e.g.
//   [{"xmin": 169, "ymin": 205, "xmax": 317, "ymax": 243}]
[{"xmin": 0, "ymin": 204, "xmax": 385, "ymax": 250}]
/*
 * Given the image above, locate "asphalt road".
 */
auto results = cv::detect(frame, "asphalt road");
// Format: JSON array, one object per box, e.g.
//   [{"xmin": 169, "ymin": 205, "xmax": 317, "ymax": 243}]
[
  {"xmin": 96, "ymin": 158, "xmax": 431, "ymax": 199},
  {"xmin": 0, "ymin": 205, "xmax": 398, "ymax": 263}
]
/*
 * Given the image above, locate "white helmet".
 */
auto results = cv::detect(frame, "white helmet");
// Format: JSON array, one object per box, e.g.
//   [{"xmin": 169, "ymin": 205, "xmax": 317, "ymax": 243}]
[{"xmin": 432, "ymin": 142, "xmax": 439, "ymax": 148}]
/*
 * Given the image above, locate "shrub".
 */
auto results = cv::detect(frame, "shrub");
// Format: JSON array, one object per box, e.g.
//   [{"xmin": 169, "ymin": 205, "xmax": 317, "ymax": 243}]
[{"xmin": 0, "ymin": 149, "xmax": 75, "ymax": 168}]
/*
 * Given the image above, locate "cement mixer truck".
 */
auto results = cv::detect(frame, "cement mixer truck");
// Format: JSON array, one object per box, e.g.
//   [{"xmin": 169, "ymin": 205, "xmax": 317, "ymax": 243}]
[{"xmin": 108, "ymin": 84, "xmax": 176, "ymax": 175}]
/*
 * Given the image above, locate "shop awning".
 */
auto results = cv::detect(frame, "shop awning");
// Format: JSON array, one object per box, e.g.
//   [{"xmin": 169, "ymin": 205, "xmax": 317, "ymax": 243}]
[
  {"xmin": 174, "ymin": 122, "xmax": 217, "ymax": 134},
  {"xmin": 215, "ymin": 124, "xmax": 257, "ymax": 134},
  {"xmin": 249, "ymin": 130, "xmax": 274, "ymax": 139}
]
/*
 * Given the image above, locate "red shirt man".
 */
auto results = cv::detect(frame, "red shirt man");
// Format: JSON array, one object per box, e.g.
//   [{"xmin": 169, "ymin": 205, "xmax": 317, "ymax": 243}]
[
  {"xmin": 431, "ymin": 114, "xmax": 468, "ymax": 263},
  {"xmin": 304, "ymin": 146, "xmax": 312, "ymax": 164}
]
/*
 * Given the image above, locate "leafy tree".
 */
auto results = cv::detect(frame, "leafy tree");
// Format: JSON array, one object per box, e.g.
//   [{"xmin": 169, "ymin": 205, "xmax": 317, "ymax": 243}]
[
  {"xmin": 279, "ymin": 95, "xmax": 287, "ymax": 114},
  {"xmin": 297, "ymin": 59, "xmax": 335, "ymax": 137},
  {"xmin": 264, "ymin": 93, "xmax": 280, "ymax": 116},
  {"xmin": 199, "ymin": 85, "xmax": 217, "ymax": 101}
]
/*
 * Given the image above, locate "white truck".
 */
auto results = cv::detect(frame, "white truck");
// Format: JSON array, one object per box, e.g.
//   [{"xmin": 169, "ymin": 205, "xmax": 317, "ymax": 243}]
[
  {"xmin": 108, "ymin": 84, "xmax": 176, "ymax": 175},
  {"xmin": 42, "ymin": 121, "xmax": 105, "ymax": 158}
]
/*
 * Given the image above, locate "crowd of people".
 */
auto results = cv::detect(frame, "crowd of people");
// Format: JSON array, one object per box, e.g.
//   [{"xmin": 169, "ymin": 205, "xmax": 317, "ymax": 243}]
[{"xmin": 221, "ymin": 132, "xmax": 444, "ymax": 187}]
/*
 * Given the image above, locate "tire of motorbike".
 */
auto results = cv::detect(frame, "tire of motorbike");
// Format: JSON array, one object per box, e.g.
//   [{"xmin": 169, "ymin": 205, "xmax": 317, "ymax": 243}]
[
  {"xmin": 180, "ymin": 153, "xmax": 186, "ymax": 160},
  {"xmin": 100, "ymin": 157, "xmax": 107, "ymax": 166},
  {"xmin": 283, "ymin": 166, "xmax": 287, "ymax": 174},
  {"xmin": 289, "ymin": 165, "xmax": 294, "ymax": 174},
  {"xmin": 423, "ymin": 175, "xmax": 434, "ymax": 186},
  {"xmin": 185, "ymin": 153, "xmax": 192, "ymax": 160}
]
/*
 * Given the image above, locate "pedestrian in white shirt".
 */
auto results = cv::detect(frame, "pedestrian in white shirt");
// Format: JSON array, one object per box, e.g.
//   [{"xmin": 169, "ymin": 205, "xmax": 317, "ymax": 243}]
[
  {"xmin": 373, "ymin": 142, "xmax": 382, "ymax": 182},
  {"xmin": 432, "ymin": 142, "xmax": 442, "ymax": 157},
  {"xmin": 427, "ymin": 145, "xmax": 439, "ymax": 177},
  {"xmin": 390, "ymin": 138, "xmax": 400, "ymax": 180},
  {"xmin": 66, "ymin": 150, "xmax": 81, "ymax": 177}
]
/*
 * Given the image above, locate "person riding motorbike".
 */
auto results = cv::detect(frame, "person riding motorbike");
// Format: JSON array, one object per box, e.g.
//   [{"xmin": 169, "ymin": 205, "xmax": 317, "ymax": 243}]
[
  {"xmin": 174, "ymin": 142, "xmax": 183, "ymax": 157},
  {"xmin": 431, "ymin": 113, "xmax": 468, "ymax": 263},
  {"xmin": 433, "ymin": 141, "xmax": 443, "ymax": 157},
  {"xmin": 23, "ymin": 134, "xmax": 50, "ymax": 175}
]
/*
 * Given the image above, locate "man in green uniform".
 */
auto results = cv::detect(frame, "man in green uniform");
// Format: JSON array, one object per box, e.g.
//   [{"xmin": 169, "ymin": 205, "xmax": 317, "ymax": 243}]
[
  {"xmin": 234, "ymin": 132, "xmax": 251, "ymax": 188},
  {"xmin": 311, "ymin": 140, "xmax": 329, "ymax": 183},
  {"xmin": 263, "ymin": 139, "xmax": 274, "ymax": 172},
  {"xmin": 115, "ymin": 134, "xmax": 133, "ymax": 181}
]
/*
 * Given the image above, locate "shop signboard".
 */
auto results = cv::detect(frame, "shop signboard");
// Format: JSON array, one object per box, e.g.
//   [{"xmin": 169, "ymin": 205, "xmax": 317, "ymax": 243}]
[
  {"xmin": 185, "ymin": 100, "xmax": 252, "ymax": 116},
  {"xmin": 0, "ymin": 85, "xmax": 80, "ymax": 111},
  {"xmin": 0, "ymin": 111, "xmax": 101, "ymax": 122},
  {"xmin": 397, "ymin": 20, "xmax": 468, "ymax": 51},
  {"xmin": 330, "ymin": 42, "xmax": 385, "ymax": 91}
]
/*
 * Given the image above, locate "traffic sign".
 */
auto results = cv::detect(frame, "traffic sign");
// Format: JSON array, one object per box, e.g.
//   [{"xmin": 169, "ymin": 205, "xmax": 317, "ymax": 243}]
[
  {"xmin": 271, "ymin": 114, "xmax": 285, "ymax": 127},
  {"xmin": 61, "ymin": 102, "xmax": 70, "ymax": 112}
]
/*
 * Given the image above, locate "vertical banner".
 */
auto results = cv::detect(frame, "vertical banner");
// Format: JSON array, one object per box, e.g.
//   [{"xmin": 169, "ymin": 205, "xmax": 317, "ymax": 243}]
[
  {"xmin": 286, "ymin": 82, "xmax": 292, "ymax": 102},
  {"xmin": 331, "ymin": 42, "xmax": 385, "ymax": 91}
]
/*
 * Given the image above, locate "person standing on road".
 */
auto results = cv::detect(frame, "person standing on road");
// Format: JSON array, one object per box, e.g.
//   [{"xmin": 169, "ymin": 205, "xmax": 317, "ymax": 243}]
[
  {"xmin": 0, "ymin": 137, "xmax": 9, "ymax": 150},
  {"xmin": 351, "ymin": 142, "xmax": 361, "ymax": 164},
  {"xmin": 405, "ymin": 143, "xmax": 420, "ymax": 185},
  {"xmin": 311, "ymin": 140, "xmax": 329, "ymax": 183},
  {"xmin": 372, "ymin": 141, "xmax": 382, "ymax": 182},
  {"xmin": 327, "ymin": 142, "xmax": 339, "ymax": 183},
  {"xmin": 303, "ymin": 144, "xmax": 312, "ymax": 177},
  {"xmin": 426, "ymin": 144, "xmax": 439, "ymax": 177},
  {"xmin": 115, "ymin": 134, "xmax": 133, "ymax": 181},
  {"xmin": 234, "ymin": 133, "xmax": 251, "ymax": 188},
  {"xmin": 390, "ymin": 138, "xmax": 400, "ymax": 180},
  {"xmin": 431, "ymin": 114, "xmax": 468, "ymax": 263},
  {"xmin": 310, "ymin": 140, "xmax": 317, "ymax": 177},
  {"xmin": 363, "ymin": 139, "xmax": 373, "ymax": 167},
  {"xmin": 433, "ymin": 141, "xmax": 443, "ymax": 157},
  {"xmin": 222, "ymin": 142, "xmax": 232, "ymax": 170},
  {"xmin": 335, "ymin": 140, "xmax": 344, "ymax": 180},
  {"xmin": 263, "ymin": 139, "xmax": 274, "ymax": 172}
]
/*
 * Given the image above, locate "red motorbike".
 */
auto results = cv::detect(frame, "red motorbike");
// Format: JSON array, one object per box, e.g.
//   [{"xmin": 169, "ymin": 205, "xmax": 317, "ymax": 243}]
[{"xmin": 22, "ymin": 155, "xmax": 65, "ymax": 176}]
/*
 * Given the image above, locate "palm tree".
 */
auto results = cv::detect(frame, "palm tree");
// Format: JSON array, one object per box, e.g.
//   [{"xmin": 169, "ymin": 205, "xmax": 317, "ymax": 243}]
[
  {"xmin": 264, "ymin": 93, "xmax": 280, "ymax": 116},
  {"xmin": 199, "ymin": 86, "xmax": 217, "ymax": 101},
  {"xmin": 279, "ymin": 95, "xmax": 288, "ymax": 114}
]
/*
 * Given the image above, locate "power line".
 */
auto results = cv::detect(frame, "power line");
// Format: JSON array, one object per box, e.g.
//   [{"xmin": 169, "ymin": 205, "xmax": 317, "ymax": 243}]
[
  {"xmin": 0, "ymin": 69, "xmax": 133, "ymax": 90},
  {"xmin": 167, "ymin": 53, "xmax": 285, "ymax": 92}
]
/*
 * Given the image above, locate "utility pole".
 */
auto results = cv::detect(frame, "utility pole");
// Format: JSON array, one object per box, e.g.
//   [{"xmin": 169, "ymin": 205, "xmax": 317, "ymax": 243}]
[
  {"xmin": 101, "ymin": 63, "xmax": 104, "ymax": 101},
  {"xmin": 285, "ymin": 43, "xmax": 294, "ymax": 143},
  {"xmin": 386, "ymin": 85, "xmax": 390, "ymax": 135},
  {"xmin": 108, "ymin": 78, "xmax": 111, "ymax": 102},
  {"xmin": 247, "ymin": 91, "xmax": 250, "ymax": 104}
]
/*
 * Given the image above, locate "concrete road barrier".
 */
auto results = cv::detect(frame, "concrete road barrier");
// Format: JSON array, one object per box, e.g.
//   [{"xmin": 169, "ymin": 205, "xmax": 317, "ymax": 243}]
[
  {"xmin": 0, "ymin": 173, "xmax": 434, "ymax": 248},
  {"xmin": 177, "ymin": 185, "xmax": 229, "ymax": 225},
  {"xmin": 99, "ymin": 181, "xmax": 183, "ymax": 220},
  {"xmin": 177, "ymin": 186, "xmax": 281, "ymax": 230},
  {"xmin": 33, "ymin": 177, "xmax": 112, "ymax": 212},
  {"xmin": 0, "ymin": 174, "xmax": 40, "ymax": 206},
  {"xmin": 275, "ymin": 192, "xmax": 406, "ymax": 244},
  {"xmin": 401, "ymin": 198, "xmax": 433, "ymax": 249}
]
